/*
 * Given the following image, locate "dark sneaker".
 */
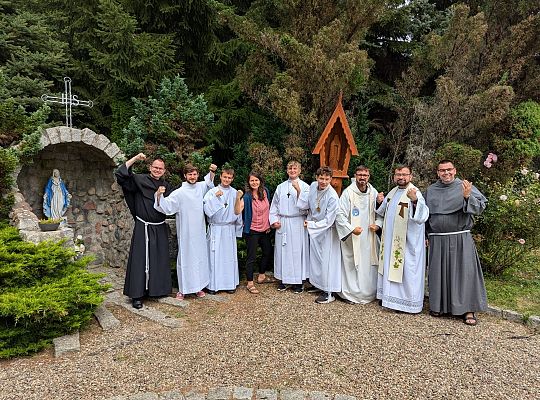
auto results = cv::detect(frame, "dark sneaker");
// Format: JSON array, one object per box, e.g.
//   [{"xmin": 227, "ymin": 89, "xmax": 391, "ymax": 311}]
[
  {"xmin": 315, "ymin": 293, "xmax": 335, "ymax": 304},
  {"xmin": 277, "ymin": 283, "xmax": 289, "ymax": 291},
  {"xmin": 226, "ymin": 289, "xmax": 236, "ymax": 294},
  {"xmin": 206, "ymin": 289, "xmax": 217, "ymax": 295},
  {"xmin": 293, "ymin": 284, "xmax": 303, "ymax": 294},
  {"xmin": 132, "ymin": 298, "xmax": 143, "ymax": 309},
  {"xmin": 306, "ymin": 285, "xmax": 320, "ymax": 293}
]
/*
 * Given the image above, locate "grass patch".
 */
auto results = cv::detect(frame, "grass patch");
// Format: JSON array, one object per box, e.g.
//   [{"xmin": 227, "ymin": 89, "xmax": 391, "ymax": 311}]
[{"xmin": 484, "ymin": 261, "xmax": 540, "ymax": 316}]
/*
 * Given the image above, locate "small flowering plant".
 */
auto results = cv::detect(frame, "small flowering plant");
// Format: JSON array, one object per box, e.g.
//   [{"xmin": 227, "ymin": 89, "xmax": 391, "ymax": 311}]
[
  {"xmin": 475, "ymin": 167, "xmax": 540, "ymax": 276},
  {"xmin": 74, "ymin": 234, "xmax": 86, "ymax": 258},
  {"xmin": 483, "ymin": 152, "xmax": 498, "ymax": 168}
]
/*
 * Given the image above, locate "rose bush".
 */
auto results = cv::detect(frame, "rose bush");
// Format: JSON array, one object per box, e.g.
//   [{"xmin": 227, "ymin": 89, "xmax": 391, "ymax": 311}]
[{"xmin": 475, "ymin": 169, "xmax": 540, "ymax": 276}]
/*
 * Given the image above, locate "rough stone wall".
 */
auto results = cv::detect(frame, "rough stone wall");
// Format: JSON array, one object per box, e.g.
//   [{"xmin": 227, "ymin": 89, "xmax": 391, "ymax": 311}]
[
  {"xmin": 16, "ymin": 139, "xmax": 132, "ymax": 267},
  {"xmin": 166, "ymin": 218, "xmax": 178, "ymax": 262}
]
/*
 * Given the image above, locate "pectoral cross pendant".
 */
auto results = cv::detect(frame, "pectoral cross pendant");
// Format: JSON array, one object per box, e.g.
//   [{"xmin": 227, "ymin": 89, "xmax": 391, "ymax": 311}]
[
  {"xmin": 287, "ymin": 192, "xmax": 291, "ymax": 198},
  {"xmin": 224, "ymin": 202, "xmax": 228, "ymax": 208},
  {"xmin": 316, "ymin": 206, "xmax": 320, "ymax": 212}
]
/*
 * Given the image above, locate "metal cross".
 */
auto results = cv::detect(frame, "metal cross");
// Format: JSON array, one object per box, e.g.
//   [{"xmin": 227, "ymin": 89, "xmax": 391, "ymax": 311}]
[{"xmin": 41, "ymin": 77, "xmax": 93, "ymax": 127}]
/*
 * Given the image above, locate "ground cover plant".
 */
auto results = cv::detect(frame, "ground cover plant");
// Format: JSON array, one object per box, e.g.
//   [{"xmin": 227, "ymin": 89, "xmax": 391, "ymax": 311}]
[{"xmin": 0, "ymin": 224, "xmax": 107, "ymax": 358}]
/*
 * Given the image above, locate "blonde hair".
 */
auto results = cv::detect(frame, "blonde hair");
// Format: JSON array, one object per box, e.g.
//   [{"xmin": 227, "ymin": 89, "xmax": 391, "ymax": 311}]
[{"xmin": 287, "ymin": 160, "xmax": 301, "ymax": 169}]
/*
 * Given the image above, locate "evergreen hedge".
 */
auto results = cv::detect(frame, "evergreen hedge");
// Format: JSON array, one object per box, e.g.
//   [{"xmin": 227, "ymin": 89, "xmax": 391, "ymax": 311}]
[{"xmin": 0, "ymin": 225, "xmax": 108, "ymax": 359}]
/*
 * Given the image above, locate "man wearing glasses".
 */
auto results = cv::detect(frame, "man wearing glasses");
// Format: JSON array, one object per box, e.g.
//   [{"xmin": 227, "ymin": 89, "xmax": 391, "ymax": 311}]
[
  {"xmin": 335, "ymin": 166, "xmax": 383, "ymax": 304},
  {"xmin": 115, "ymin": 153, "xmax": 173, "ymax": 309},
  {"xmin": 425, "ymin": 160, "xmax": 488, "ymax": 326},
  {"xmin": 376, "ymin": 165, "xmax": 429, "ymax": 313}
]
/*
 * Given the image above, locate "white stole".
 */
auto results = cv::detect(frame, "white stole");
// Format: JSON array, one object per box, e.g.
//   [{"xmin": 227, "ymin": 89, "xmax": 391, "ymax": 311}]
[{"xmin": 378, "ymin": 182, "xmax": 415, "ymax": 283}]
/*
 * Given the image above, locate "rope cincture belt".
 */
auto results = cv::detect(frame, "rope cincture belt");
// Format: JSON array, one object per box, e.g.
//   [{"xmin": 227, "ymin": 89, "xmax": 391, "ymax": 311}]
[
  {"xmin": 277, "ymin": 214, "xmax": 307, "ymax": 246},
  {"xmin": 136, "ymin": 216, "xmax": 165, "ymax": 290},
  {"xmin": 428, "ymin": 229, "xmax": 470, "ymax": 236}
]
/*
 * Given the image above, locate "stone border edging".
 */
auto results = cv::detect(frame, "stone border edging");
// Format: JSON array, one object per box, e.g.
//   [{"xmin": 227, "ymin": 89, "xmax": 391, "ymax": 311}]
[
  {"xmin": 485, "ymin": 305, "xmax": 540, "ymax": 329},
  {"xmin": 104, "ymin": 386, "xmax": 358, "ymax": 400}
]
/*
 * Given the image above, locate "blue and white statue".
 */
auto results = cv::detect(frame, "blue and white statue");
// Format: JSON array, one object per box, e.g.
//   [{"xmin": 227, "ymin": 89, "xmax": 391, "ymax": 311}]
[{"xmin": 43, "ymin": 169, "xmax": 71, "ymax": 219}]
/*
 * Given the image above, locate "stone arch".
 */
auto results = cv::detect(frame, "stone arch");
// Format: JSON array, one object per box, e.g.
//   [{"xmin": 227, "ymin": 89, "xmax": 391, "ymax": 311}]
[{"xmin": 13, "ymin": 127, "xmax": 133, "ymax": 268}]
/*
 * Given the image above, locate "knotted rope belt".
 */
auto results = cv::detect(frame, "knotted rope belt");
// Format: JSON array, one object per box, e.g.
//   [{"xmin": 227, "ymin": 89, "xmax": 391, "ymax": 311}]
[{"xmin": 136, "ymin": 216, "xmax": 165, "ymax": 290}]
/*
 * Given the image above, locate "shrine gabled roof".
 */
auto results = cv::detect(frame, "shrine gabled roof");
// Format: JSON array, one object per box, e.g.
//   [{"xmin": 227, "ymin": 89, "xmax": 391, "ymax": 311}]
[{"xmin": 312, "ymin": 93, "xmax": 359, "ymax": 156}]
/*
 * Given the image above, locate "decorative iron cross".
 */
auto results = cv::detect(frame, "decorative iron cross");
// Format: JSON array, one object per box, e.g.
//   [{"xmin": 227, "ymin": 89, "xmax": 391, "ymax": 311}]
[{"xmin": 41, "ymin": 77, "xmax": 93, "ymax": 127}]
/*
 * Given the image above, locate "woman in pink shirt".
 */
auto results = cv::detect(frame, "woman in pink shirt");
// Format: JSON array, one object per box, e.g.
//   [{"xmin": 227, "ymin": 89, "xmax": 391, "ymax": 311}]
[{"xmin": 235, "ymin": 171, "xmax": 274, "ymax": 293}]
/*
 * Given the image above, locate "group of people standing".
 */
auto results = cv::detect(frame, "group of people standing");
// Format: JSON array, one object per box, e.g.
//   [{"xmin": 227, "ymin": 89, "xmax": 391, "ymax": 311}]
[{"xmin": 115, "ymin": 154, "xmax": 488, "ymax": 326}]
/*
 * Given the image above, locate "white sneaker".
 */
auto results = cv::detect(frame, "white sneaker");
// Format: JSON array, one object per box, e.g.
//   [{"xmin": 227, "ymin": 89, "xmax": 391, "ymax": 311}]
[{"xmin": 315, "ymin": 293, "xmax": 335, "ymax": 304}]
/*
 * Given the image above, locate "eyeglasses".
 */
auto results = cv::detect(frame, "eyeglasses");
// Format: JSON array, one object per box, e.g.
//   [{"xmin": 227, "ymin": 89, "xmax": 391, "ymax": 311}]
[
  {"xmin": 394, "ymin": 173, "xmax": 410, "ymax": 177},
  {"xmin": 355, "ymin": 173, "xmax": 369, "ymax": 177},
  {"xmin": 437, "ymin": 168, "xmax": 455, "ymax": 173}
]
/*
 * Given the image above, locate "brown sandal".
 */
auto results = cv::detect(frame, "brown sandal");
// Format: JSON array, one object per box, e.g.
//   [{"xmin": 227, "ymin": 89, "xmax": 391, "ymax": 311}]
[
  {"xmin": 246, "ymin": 285, "xmax": 260, "ymax": 294},
  {"xmin": 257, "ymin": 275, "xmax": 277, "ymax": 284}
]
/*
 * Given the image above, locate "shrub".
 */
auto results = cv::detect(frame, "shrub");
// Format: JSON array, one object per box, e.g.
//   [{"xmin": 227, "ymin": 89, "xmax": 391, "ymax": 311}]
[
  {"xmin": 0, "ymin": 148, "xmax": 18, "ymax": 220},
  {"xmin": 119, "ymin": 76, "xmax": 214, "ymax": 184},
  {"xmin": 0, "ymin": 225, "xmax": 108, "ymax": 358},
  {"xmin": 475, "ymin": 169, "xmax": 540, "ymax": 276},
  {"xmin": 434, "ymin": 142, "xmax": 483, "ymax": 181}
]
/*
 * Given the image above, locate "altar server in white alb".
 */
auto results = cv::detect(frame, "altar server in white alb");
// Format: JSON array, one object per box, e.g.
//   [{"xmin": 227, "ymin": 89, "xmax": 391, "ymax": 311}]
[
  {"xmin": 376, "ymin": 165, "xmax": 429, "ymax": 313},
  {"xmin": 203, "ymin": 168, "xmax": 243, "ymax": 294},
  {"xmin": 269, "ymin": 160, "xmax": 310, "ymax": 293},
  {"xmin": 335, "ymin": 165, "xmax": 382, "ymax": 304},
  {"xmin": 304, "ymin": 166, "xmax": 342, "ymax": 304},
  {"xmin": 154, "ymin": 163, "xmax": 216, "ymax": 300}
]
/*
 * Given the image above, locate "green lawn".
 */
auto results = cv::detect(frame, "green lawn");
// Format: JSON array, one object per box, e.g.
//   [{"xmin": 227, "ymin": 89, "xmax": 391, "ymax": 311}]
[{"xmin": 484, "ymin": 262, "xmax": 540, "ymax": 318}]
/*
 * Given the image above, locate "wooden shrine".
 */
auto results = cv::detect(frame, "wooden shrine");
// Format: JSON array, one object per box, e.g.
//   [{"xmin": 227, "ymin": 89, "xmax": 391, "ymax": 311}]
[{"xmin": 312, "ymin": 93, "xmax": 358, "ymax": 195}]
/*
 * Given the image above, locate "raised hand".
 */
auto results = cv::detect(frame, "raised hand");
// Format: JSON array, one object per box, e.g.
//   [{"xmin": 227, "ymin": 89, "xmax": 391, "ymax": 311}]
[
  {"xmin": 126, "ymin": 152, "xmax": 147, "ymax": 168},
  {"xmin": 209, "ymin": 164, "xmax": 217, "ymax": 173},
  {"xmin": 156, "ymin": 186, "xmax": 166, "ymax": 198},
  {"xmin": 462, "ymin": 180, "xmax": 472, "ymax": 199},
  {"xmin": 377, "ymin": 192, "xmax": 385, "ymax": 203},
  {"xmin": 236, "ymin": 190, "xmax": 244, "ymax": 199},
  {"xmin": 291, "ymin": 180, "xmax": 301, "ymax": 193},
  {"xmin": 215, "ymin": 189, "xmax": 224, "ymax": 197},
  {"xmin": 406, "ymin": 187, "xmax": 418, "ymax": 201}
]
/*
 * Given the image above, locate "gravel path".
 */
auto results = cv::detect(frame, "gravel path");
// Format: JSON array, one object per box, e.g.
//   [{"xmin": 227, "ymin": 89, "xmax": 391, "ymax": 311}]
[{"xmin": 1, "ymin": 267, "xmax": 538, "ymax": 400}]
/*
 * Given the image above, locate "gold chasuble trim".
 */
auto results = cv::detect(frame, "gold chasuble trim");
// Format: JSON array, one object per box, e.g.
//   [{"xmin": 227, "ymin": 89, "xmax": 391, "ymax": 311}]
[{"xmin": 378, "ymin": 183, "xmax": 415, "ymax": 283}]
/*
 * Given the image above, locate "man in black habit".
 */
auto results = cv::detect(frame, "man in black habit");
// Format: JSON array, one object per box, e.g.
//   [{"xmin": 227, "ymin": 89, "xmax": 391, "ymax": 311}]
[{"xmin": 115, "ymin": 153, "xmax": 173, "ymax": 309}]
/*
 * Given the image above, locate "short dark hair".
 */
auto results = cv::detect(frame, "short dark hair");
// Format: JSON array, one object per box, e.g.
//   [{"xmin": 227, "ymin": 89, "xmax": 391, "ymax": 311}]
[
  {"xmin": 394, "ymin": 164, "xmax": 411, "ymax": 174},
  {"xmin": 437, "ymin": 159, "xmax": 454, "ymax": 167},
  {"xmin": 316, "ymin": 166, "xmax": 333, "ymax": 177},
  {"xmin": 183, "ymin": 164, "xmax": 199, "ymax": 175},
  {"xmin": 221, "ymin": 167, "xmax": 235, "ymax": 177},
  {"xmin": 355, "ymin": 165, "xmax": 370, "ymax": 173}
]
